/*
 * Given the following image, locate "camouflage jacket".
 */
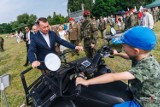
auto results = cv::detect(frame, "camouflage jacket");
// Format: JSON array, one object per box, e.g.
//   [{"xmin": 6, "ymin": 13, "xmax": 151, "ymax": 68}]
[
  {"xmin": 124, "ymin": 16, "xmax": 130, "ymax": 30},
  {"xmin": 128, "ymin": 56, "xmax": 160, "ymax": 107},
  {"xmin": 80, "ymin": 19, "xmax": 98, "ymax": 41},
  {"xmin": 128, "ymin": 14, "xmax": 136, "ymax": 28},
  {"xmin": 98, "ymin": 20, "xmax": 106, "ymax": 31}
]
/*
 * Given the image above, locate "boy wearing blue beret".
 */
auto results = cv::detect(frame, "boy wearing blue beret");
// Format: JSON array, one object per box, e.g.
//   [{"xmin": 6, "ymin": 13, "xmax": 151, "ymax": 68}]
[{"xmin": 76, "ymin": 26, "xmax": 160, "ymax": 107}]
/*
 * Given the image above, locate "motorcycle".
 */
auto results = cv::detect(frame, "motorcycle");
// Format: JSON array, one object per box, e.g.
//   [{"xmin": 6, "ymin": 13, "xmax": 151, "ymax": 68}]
[{"xmin": 20, "ymin": 45, "xmax": 132, "ymax": 107}]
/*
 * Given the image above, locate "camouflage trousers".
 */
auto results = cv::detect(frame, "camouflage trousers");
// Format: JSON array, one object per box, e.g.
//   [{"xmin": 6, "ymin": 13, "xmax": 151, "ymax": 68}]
[
  {"xmin": 70, "ymin": 40, "xmax": 79, "ymax": 55},
  {"xmin": 138, "ymin": 97, "xmax": 160, "ymax": 107},
  {"xmin": 144, "ymin": 103, "xmax": 160, "ymax": 107},
  {"xmin": 84, "ymin": 38, "xmax": 97, "ymax": 58},
  {"xmin": 100, "ymin": 29, "xmax": 107, "ymax": 39}
]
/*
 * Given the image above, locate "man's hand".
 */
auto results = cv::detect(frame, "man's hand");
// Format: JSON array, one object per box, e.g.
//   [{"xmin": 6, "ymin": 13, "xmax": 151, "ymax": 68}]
[
  {"xmin": 32, "ymin": 61, "xmax": 41, "ymax": 68},
  {"xmin": 75, "ymin": 46, "xmax": 83, "ymax": 51},
  {"xmin": 26, "ymin": 39, "xmax": 29, "ymax": 42},
  {"xmin": 76, "ymin": 77, "xmax": 88, "ymax": 86}
]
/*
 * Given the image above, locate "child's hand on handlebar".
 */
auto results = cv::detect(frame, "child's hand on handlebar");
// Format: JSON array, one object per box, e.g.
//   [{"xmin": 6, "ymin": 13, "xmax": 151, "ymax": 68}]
[
  {"xmin": 112, "ymin": 50, "xmax": 119, "ymax": 55},
  {"xmin": 76, "ymin": 77, "xmax": 88, "ymax": 86}
]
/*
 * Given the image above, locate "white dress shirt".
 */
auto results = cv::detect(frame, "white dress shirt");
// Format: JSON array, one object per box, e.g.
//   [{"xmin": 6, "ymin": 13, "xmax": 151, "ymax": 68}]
[
  {"xmin": 26, "ymin": 31, "xmax": 31, "ymax": 44},
  {"xmin": 40, "ymin": 32, "xmax": 51, "ymax": 48}
]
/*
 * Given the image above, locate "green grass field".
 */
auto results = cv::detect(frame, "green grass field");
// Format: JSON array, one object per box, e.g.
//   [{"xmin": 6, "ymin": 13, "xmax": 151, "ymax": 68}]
[{"xmin": 0, "ymin": 22, "xmax": 160, "ymax": 107}]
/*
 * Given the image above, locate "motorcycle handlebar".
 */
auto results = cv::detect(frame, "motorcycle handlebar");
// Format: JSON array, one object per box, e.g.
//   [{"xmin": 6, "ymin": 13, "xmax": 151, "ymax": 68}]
[
  {"xmin": 117, "ymin": 50, "xmax": 122, "ymax": 53},
  {"xmin": 75, "ymin": 84, "xmax": 81, "ymax": 96},
  {"xmin": 21, "ymin": 67, "xmax": 33, "ymax": 75},
  {"xmin": 74, "ymin": 73, "xmax": 85, "ymax": 96},
  {"xmin": 59, "ymin": 50, "xmax": 73, "ymax": 57}
]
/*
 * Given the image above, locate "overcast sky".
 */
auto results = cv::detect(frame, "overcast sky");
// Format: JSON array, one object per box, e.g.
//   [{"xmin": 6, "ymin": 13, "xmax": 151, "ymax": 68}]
[{"xmin": 0, "ymin": 0, "xmax": 68, "ymax": 24}]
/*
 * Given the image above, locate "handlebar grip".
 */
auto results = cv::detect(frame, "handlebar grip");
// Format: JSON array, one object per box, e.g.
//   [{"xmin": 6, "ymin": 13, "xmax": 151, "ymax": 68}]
[
  {"xmin": 75, "ymin": 84, "xmax": 81, "ymax": 96},
  {"xmin": 59, "ymin": 50, "xmax": 73, "ymax": 57},
  {"xmin": 110, "ymin": 49, "xmax": 121, "ymax": 55},
  {"xmin": 117, "ymin": 50, "xmax": 122, "ymax": 53},
  {"xmin": 109, "ymin": 49, "xmax": 121, "ymax": 58}
]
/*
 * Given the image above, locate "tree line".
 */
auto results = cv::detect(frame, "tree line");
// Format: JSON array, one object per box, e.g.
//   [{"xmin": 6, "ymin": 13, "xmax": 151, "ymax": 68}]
[
  {"xmin": 68, "ymin": 0, "xmax": 153, "ymax": 17},
  {"xmin": 0, "ymin": 0, "xmax": 153, "ymax": 34},
  {"xmin": 0, "ymin": 12, "xmax": 68, "ymax": 34}
]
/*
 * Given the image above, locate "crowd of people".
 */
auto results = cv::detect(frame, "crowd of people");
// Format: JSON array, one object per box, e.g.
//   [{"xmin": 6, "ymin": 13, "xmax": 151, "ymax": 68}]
[
  {"xmin": 7, "ymin": 7, "xmax": 160, "ymax": 62},
  {"xmin": 4, "ymin": 6, "xmax": 159, "ymax": 69},
  {"xmin": 4, "ymin": 7, "xmax": 160, "ymax": 107},
  {"xmin": 4, "ymin": 6, "xmax": 159, "ymax": 70}
]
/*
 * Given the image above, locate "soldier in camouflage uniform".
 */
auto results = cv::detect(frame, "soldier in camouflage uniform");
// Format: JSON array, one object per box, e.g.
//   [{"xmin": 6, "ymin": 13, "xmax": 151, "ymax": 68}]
[
  {"xmin": 98, "ymin": 16, "xmax": 107, "ymax": 39},
  {"xmin": 80, "ymin": 10, "xmax": 98, "ymax": 58},
  {"xmin": 134, "ymin": 12, "xmax": 139, "ymax": 26},
  {"xmin": 124, "ymin": 11, "xmax": 130, "ymax": 30},
  {"xmin": 155, "ymin": 7, "xmax": 160, "ymax": 22},
  {"xmin": 153, "ymin": 7, "xmax": 157, "ymax": 23},
  {"xmin": 91, "ymin": 17, "xmax": 99, "ymax": 43},
  {"xmin": 76, "ymin": 26, "xmax": 160, "ymax": 107},
  {"xmin": 128, "ymin": 9, "xmax": 136, "ymax": 28}
]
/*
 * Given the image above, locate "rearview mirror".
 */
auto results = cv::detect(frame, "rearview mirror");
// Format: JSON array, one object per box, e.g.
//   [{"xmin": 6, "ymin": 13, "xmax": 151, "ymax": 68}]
[{"xmin": 44, "ymin": 53, "xmax": 61, "ymax": 71}]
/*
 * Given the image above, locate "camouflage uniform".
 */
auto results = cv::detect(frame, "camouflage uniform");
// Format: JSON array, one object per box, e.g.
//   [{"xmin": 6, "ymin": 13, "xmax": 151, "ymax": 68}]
[
  {"xmin": 98, "ymin": 18, "xmax": 106, "ymax": 39},
  {"xmin": 158, "ymin": 8, "xmax": 160, "ymax": 20},
  {"xmin": 128, "ymin": 13, "xmax": 136, "ymax": 28},
  {"xmin": 134, "ymin": 12, "xmax": 139, "ymax": 26},
  {"xmin": 124, "ymin": 15, "xmax": 130, "ymax": 30},
  {"xmin": 128, "ymin": 56, "xmax": 160, "ymax": 107},
  {"xmin": 91, "ymin": 18, "xmax": 99, "ymax": 43},
  {"xmin": 81, "ymin": 19, "xmax": 98, "ymax": 58},
  {"xmin": 153, "ymin": 9, "xmax": 157, "ymax": 23},
  {"xmin": 156, "ymin": 8, "xmax": 160, "ymax": 22}
]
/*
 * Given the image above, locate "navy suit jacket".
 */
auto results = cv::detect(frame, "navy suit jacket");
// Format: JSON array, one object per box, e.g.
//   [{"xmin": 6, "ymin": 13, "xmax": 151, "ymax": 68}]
[{"xmin": 28, "ymin": 30, "xmax": 75, "ymax": 65}]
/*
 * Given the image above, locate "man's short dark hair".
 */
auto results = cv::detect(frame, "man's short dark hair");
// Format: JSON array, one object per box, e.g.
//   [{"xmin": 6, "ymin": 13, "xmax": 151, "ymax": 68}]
[
  {"xmin": 25, "ymin": 26, "xmax": 30, "ymax": 30},
  {"xmin": 37, "ymin": 17, "xmax": 48, "ymax": 25}
]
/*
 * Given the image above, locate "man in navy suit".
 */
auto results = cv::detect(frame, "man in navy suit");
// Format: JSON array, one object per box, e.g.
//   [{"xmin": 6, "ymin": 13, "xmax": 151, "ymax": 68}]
[
  {"xmin": 23, "ymin": 26, "xmax": 34, "ymax": 66},
  {"xmin": 28, "ymin": 17, "xmax": 83, "ymax": 69}
]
